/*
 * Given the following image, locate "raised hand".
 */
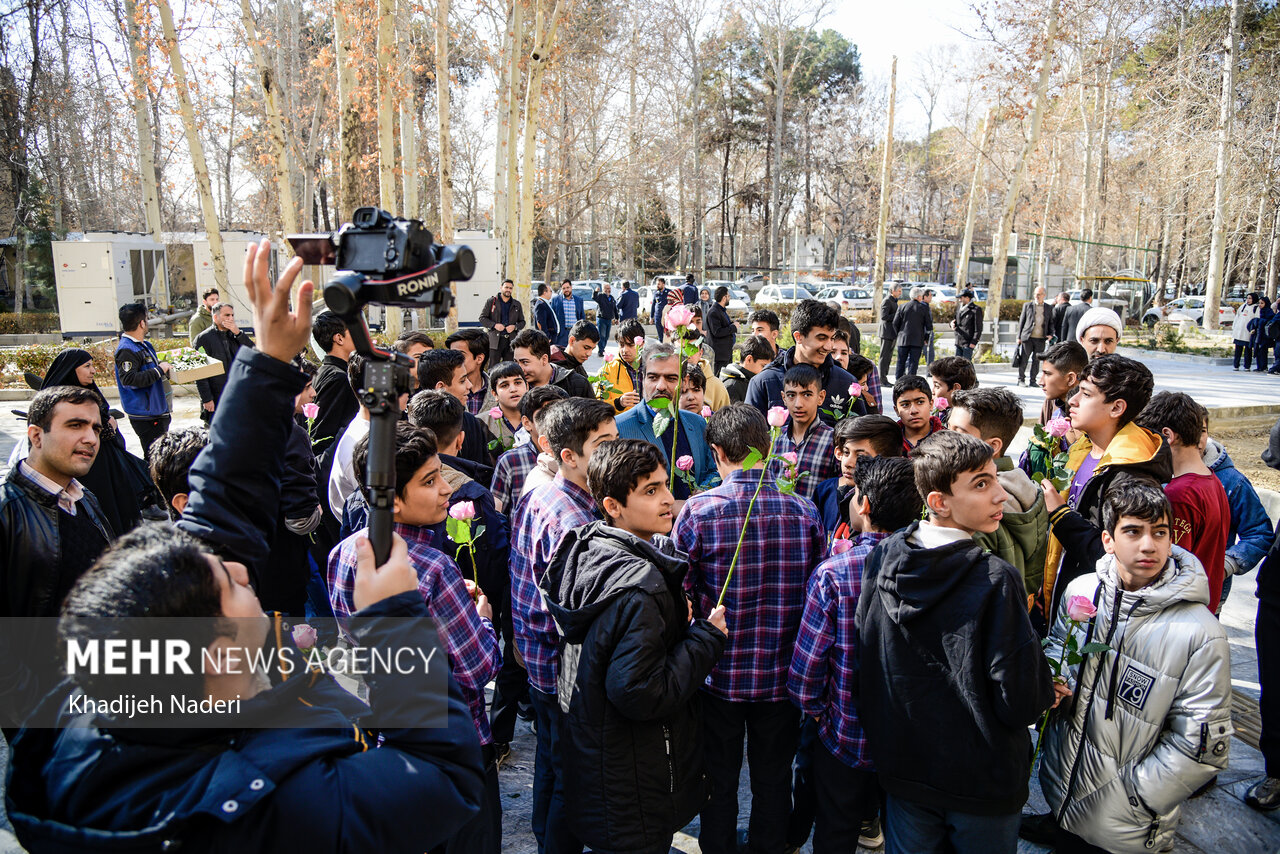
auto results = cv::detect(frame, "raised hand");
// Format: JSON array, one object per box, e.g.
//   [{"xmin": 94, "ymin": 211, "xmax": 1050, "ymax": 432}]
[{"xmin": 243, "ymin": 238, "xmax": 315, "ymax": 364}]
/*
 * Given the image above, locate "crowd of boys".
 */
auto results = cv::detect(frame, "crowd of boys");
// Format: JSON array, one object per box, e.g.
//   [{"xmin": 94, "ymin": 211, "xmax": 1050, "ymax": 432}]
[{"xmin": 0, "ymin": 264, "xmax": 1277, "ymax": 854}]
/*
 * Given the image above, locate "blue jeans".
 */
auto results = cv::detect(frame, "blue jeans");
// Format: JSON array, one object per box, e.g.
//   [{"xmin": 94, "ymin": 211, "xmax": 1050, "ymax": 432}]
[
  {"xmin": 596, "ymin": 318, "xmax": 612, "ymax": 355},
  {"xmin": 956, "ymin": 345, "xmax": 974, "ymax": 361},
  {"xmin": 885, "ymin": 795, "xmax": 1020, "ymax": 854},
  {"xmin": 895, "ymin": 345, "xmax": 923, "ymax": 380},
  {"xmin": 529, "ymin": 688, "xmax": 582, "ymax": 854}
]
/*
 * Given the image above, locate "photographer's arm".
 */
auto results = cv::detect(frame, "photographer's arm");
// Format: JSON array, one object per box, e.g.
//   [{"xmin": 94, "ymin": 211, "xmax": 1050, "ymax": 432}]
[{"xmin": 178, "ymin": 244, "xmax": 314, "ymax": 571}]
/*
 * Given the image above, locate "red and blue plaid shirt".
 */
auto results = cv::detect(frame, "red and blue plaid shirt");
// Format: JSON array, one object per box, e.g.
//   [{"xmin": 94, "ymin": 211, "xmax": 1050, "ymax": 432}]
[
  {"xmin": 770, "ymin": 420, "xmax": 837, "ymax": 501},
  {"xmin": 788, "ymin": 530, "xmax": 888, "ymax": 769},
  {"xmin": 509, "ymin": 474, "xmax": 599, "ymax": 695},
  {"xmin": 675, "ymin": 469, "xmax": 826, "ymax": 702},
  {"xmin": 328, "ymin": 523, "xmax": 501, "ymax": 744},
  {"xmin": 867, "ymin": 365, "xmax": 883, "ymax": 413},
  {"xmin": 492, "ymin": 441, "xmax": 540, "ymax": 515}
]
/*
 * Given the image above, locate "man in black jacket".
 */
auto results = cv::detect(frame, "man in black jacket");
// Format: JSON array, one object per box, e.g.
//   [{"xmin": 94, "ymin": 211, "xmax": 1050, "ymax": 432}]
[
  {"xmin": 858, "ymin": 431, "xmax": 1055, "ymax": 852},
  {"xmin": 310, "ymin": 311, "xmax": 359, "ymax": 458},
  {"xmin": 1059, "ymin": 289, "xmax": 1092, "ymax": 346},
  {"xmin": 7, "ymin": 245, "xmax": 486, "ymax": 850},
  {"xmin": 0, "ymin": 385, "xmax": 113, "ymax": 723},
  {"xmin": 706, "ymin": 286, "xmax": 738, "ymax": 374},
  {"xmin": 193, "ymin": 302, "xmax": 255, "ymax": 422},
  {"xmin": 878, "ymin": 283, "xmax": 902, "ymax": 381},
  {"xmin": 541, "ymin": 439, "xmax": 727, "ymax": 854},
  {"xmin": 592, "ymin": 282, "xmax": 617, "ymax": 356},
  {"xmin": 892, "ymin": 286, "xmax": 933, "ymax": 381},
  {"xmin": 479, "ymin": 279, "xmax": 526, "ymax": 366},
  {"xmin": 951, "ymin": 289, "xmax": 983, "ymax": 359}
]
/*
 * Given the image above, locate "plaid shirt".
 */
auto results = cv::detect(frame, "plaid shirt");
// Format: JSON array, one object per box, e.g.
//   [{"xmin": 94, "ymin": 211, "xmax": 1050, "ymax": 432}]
[
  {"xmin": 867, "ymin": 365, "xmax": 883, "ymax": 413},
  {"xmin": 770, "ymin": 420, "xmax": 837, "ymax": 501},
  {"xmin": 788, "ymin": 530, "xmax": 888, "ymax": 769},
  {"xmin": 492, "ymin": 441, "xmax": 540, "ymax": 515},
  {"xmin": 328, "ymin": 523, "xmax": 500, "ymax": 744},
  {"xmin": 509, "ymin": 474, "xmax": 599, "ymax": 694},
  {"xmin": 675, "ymin": 469, "xmax": 826, "ymax": 701},
  {"xmin": 466, "ymin": 375, "xmax": 489, "ymax": 416}
]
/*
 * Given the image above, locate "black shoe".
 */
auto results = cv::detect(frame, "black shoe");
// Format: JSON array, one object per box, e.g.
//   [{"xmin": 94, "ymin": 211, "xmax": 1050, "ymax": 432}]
[
  {"xmin": 516, "ymin": 701, "xmax": 535, "ymax": 722},
  {"xmin": 1246, "ymin": 776, "xmax": 1280, "ymax": 810},
  {"xmin": 1018, "ymin": 811, "xmax": 1058, "ymax": 845},
  {"xmin": 492, "ymin": 742, "xmax": 511, "ymax": 769},
  {"xmin": 859, "ymin": 816, "xmax": 885, "ymax": 849}
]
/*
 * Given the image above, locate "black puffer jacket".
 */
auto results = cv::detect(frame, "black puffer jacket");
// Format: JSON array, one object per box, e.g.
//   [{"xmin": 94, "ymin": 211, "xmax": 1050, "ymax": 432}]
[
  {"xmin": 540, "ymin": 522, "xmax": 725, "ymax": 852},
  {"xmin": 857, "ymin": 523, "xmax": 1054, "ymax": 815}
]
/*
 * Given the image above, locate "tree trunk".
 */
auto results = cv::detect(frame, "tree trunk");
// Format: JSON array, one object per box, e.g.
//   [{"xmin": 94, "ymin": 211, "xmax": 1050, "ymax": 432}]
[
  {"xmin": 1266, "ymin": 206, "xmax": 1279, "ymax": 301},
  {"xmin": 1203, "ymin": 0, "xmax": 1240, "ymax": 331},
  {"xmin": 157, "ymin": 0, "xmax": 228, "ymax": 293},
  {"xmin": 376, "ymin": 0, "xmax": 398, "ymax": 214},
  {"xmin": 436, "ymin": 0, "xmax": 455, "ymax": 333},
  {"xmin": 1037, "ymin": 140, "xmax": 1059, "ymax": 288},
  {"xmin": 241, "ymin": 0, "xmax": 298, "ymax": 233},
  {"xmin": 767, "ymin": 30, "xmax": 785, "ymax": 273},
  {"xmin": 493, "ymin": 0, "xmax": 514, "ymax": 275},
  {"xmin": 122, "ymin": 0, "xmax": 163, "ymax": 241},
  {"xmin": 872, "ymin": 57, "xmax": 897, "ymax": 324},
  {"xmin": 956, "ymin": 107, "xmax": 995, "ymax": 293},
  {"xmin": 504, "ymin": 0, "xmax": 525, "ymax": 286},
  {"xmin": 334, "ymin": 0, "xmax": 361, "ymax": 222},
  {"xmin": 985, "ymin": 0, "xmax": 1058, "ymax": 348},
  {"xmin": 399, "ymin": 0, "xmax": 418, "ymax": 218}
]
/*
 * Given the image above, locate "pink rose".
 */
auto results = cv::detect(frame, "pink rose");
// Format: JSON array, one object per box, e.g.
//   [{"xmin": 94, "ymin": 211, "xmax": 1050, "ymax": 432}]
[
  {"xmin": 604, "ymin": 352, "xmax": 616, "ymax": 363},
  {"xmin": 302, "ymin": 402, "xmax": 319, "ymax": 420},
  {"xmin": 488, "ymin": 406, "xmax": 503, "ymax": 419},
  {"xmin": 291, "ymin": 623, "xmax": 317, "ymax": 650},
  {"xmin": 634, "ymin": 336, "xmax": 645, "ymax": 349},
  {"xmin": 935, "ymin": 397, "xmax": 950, "ymax": 411},
  {"xmin": 664, "ymin": 303, "xmax": 695, "ymax": 332},
  {"xmin": 831, "ymin": 538, "xmax": 853, "ymax": 555},
  {"xmin": 1066, "ymin": 595, "xmax": 1097, "ymax": 622},
  {"xmin": 781, "ymin": 451, "xmax": 798, "ymax": 466},
  {"xmin": 700, "ymin": 405, "xmax": 713, "ymax": 417},
  {"xmin": 767, "ymin": 406, "xmax": 790, "ymax": 428},
  {"xmin": 676, "ymin": 455, "xmax": 695, "ymax": 472},
  {"xmin": 448, "ymin": 501, "xmax": 476, "ymax": 521},
  {"xmin": 848, "ymin": 381, "xmax": 862, "ymax": 398},
  {"xmin": 1047, "ymin": 416, "xmax": 1072, "ymax": 439}
]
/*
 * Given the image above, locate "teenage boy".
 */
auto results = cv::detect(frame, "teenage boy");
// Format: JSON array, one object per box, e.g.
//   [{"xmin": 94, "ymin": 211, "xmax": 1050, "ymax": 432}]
[
  {"xmin": 1038, "ymin": 355, "xmax": 1171, "ymax": 633},
  {"xmin": 747, "ymin": 308, "xmax": 782, "ymax": 353},
  {"xmin": 491, "ymin": 385, "xmax": 568, "ymax": 515},
  {"xmin": 1135, "ymin": 392, "xmax": 1231, "ymax": 614},
  {"xmin": 328, "ymin": 422, "xmax": 502, "ymax": 853},
  {"xmin": 679, "ymin": 364, "xmax": 709, "ymax": 414},
  {"xmin": 560, "ymin": 319, "xmax": 599, "ymax": 377},
  {"xmin": 789, "ymin": 455, "xmax": 922, "ymax": 853},
  {"xmin": 418, "ymin": 348, "xmax": 498, "ymax": 472},
  {"xmin": 858, "ymin": 430, "xmax": 1055, "ymax": 854},
  {"xmin": 512, "ymin": 328, "xmax": 595, "ymax": 399},
  {"xmin": 446, "ymin": 327, "xmax": 491, "ymax": 415},
  {"xmin": 927, "ymin": 355, "xmax": 977, "ymax": 425},
  {"xmin": 1039, "ymin": 481, "xmax": 1231, "ymax": 854},
  {"xmin": 539, "ymin": 439, "xmax": 729, "ymax": 853},
  {"xmin": 772, "ymin": 365, "xmax": 837, "ymax": 501},
  {"xmin": 746, "ymin": 299, "xmax": 855, "ymax": 427},
  {"xmin": 950, "ymin": 387, "xmax": 1048, "ymax": 594},
  {"xmin": 481, "ymin": 361, "xmax": 527, "ymax": 452},
  {"xmin": 812, "ymin": 414, "xmax": 905, "ymax": 539},
  {"xmin": 1021, "ymin": 341, "xmax": 1089, "ymax": 479},
  {"xmin": 893, "ymin": 375, "xmax": 943, "ymax": 451},
  {"xmin": 310, "ymin": 310, "xmax": 358, "ymax": 457},
  {"xmin": 509, "ymin": 397, "xmax": 618, "ymax": 854},
  {"xmin": 720, "ymin": 334, "xmax": 773, "ymax": 405},
  {"xmin": 599, "ymin": 319, "xmax": 644, "ymax": 412},
  {"xmin": 676, "ymin": 404, "xmax": 826, "ymax": 854}
]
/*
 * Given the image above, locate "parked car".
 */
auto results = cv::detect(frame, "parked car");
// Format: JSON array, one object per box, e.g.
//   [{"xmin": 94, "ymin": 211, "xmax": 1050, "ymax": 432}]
[
  {"xmin": 813, "ymin": 286, "xmax": 873, "ymax": 313},
  {"xmin": 703, "ymin": 280, "xmax": 752, "ymax": 321},
  {"xmin": 1066, "ymin": 288, "xmax": 1130, "ymax": 321},
  {"xmin": 923, "ymin": 284, "xmax": 956, "ymax": 304},
  {"xmin": 1142, "ymin": 296, "xmax": 1235, "ymax": 327},
  {"xmin": 570, "ymin": 284, "xmax": 600, "ymax": 320},
  {"xmin": 754, "ymin": 284, "xmax": 816, "ymax": 306}
]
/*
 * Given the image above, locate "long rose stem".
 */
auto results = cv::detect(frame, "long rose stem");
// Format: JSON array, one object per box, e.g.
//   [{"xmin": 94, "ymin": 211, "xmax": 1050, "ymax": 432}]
[
  {"xmin": 716, "ymin": 433, "xmax": 776, "ymax": 608},
  {"xmin": 1030, "ymin": 619, "xmax": 1077, "ymax": 779}
]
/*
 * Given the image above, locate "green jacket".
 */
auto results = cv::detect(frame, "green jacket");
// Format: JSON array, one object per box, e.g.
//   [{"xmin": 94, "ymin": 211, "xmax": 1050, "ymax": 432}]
[
  {"xmin": 974, "ymin": 457, "xmax": 1048, "ymax": 598},
  {"xmin": 188, "ymin": 305, "xmax": 213, "ymax": 343}
]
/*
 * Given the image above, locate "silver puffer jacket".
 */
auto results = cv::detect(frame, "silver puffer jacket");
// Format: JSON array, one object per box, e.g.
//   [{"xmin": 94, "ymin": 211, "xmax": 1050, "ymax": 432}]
[{"xmin": 1039, "ymin": 546, "xmax": 1233, "ymax": 854}]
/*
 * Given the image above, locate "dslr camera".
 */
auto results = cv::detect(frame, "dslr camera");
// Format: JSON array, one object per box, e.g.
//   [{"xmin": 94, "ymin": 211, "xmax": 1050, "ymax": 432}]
[{"xmin": 287, "ymin": 206, "xmax": 475, "ymax": 320}]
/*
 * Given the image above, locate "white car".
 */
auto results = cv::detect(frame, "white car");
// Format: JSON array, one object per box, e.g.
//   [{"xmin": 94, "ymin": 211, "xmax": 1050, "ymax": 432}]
[
  {"xmin": 1142, "ymin": 296, "xmax": 1235, "ymax": 327},
  {"xmin": 814, "ymin": 286, "xmax": 873, "ymax": 312},
  {"xmin": 755, "ymin": 284, "xmax": 816, "ymax": 306},
  {"xmin": 925, "ymin": 285, "xmax": 956, "ymax": 304}
]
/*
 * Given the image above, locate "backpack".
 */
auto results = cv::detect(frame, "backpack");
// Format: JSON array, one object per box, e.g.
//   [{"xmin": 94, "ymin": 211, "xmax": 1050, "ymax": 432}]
[{"xmin": 1266, "ymin": 312, "xmax": 1280, "ymax": 342}]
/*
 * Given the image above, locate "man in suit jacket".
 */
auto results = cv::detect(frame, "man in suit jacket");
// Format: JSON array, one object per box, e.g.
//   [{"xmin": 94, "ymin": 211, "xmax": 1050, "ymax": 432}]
[
  {"xmin": 534, "ymin": 282, "xmax": 560, "ymax": 342},
  {"xmin": 614, "ymin": 343, "xmax": 719, "ymax": 498},
  {"xmin": 706, "ymin": 286, "xmax": 738, "ymax": 375},
  {"xmin": 878, "ymin": 283, "xmax": 903, "ymax": 381},
  {"xmin": 193, "ymin": 302, "xmax": 255, "ymax": 423},
  {"xmin": 617, "ymin": 282, "xmax": 640, "ymax": 320},
  {"xmin": 549, "ymin": 279, "xmax": 584, "ymax": 348},
  {"xmin": 1060, "ymin": 289, "xmax": 1092, "ymax": 346},
  {"xmin": 479, "ymin": 279, "xmax": 526, "ymax": 365},
  {"xmin": 1015, "ymin": 286, "xmax": 1050, "ymax": 386},
  {"xmin": 892, "ymin": 286, "xmax": 933, "ymax": 381}
]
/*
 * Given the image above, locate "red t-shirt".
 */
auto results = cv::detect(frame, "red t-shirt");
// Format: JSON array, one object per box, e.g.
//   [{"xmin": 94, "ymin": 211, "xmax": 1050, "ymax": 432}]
[{"xmin": 1165, "ymin": 472, "xmax": 1231, "ymax": 613}]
